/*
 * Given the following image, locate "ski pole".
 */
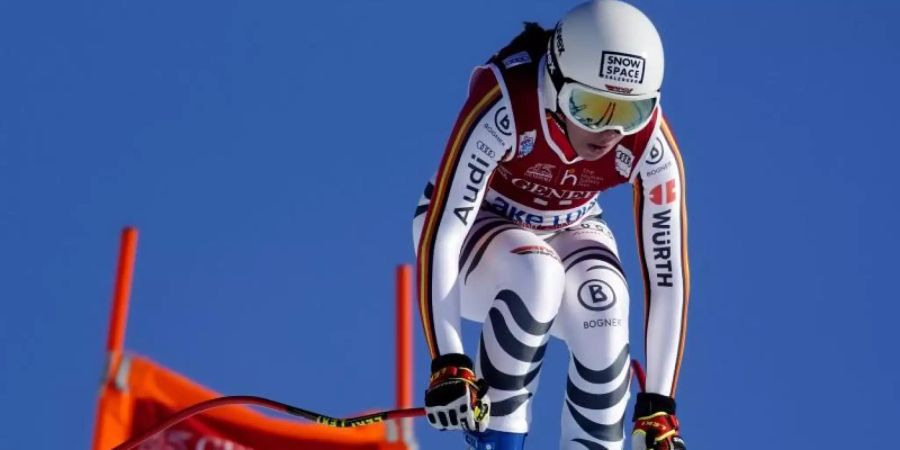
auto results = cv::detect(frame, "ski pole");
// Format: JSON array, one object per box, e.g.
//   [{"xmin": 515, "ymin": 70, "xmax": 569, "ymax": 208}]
[
  {"xmin": 630, "ymin": 359, "xmax": 647, "ymax": 393},
  {"xmin": 110, "ymin": 395, "xmax": 425, "ymax": 450}
]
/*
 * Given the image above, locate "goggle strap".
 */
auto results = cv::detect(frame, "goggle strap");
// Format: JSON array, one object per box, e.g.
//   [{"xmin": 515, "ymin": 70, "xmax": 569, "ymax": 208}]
[
  {"xmin": 549, "ymin": 109, "xmax": 567, "ymax": 131},
  {"xmin": 545, "ymin": 26, "xmax": 567, "ymax": 102}
]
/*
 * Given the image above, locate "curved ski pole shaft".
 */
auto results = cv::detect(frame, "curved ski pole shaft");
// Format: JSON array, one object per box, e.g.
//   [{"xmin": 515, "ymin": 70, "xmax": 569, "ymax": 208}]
[
  {"xmin": 293, "ymin": 404, "xmax": 426, "ymax": 428},
  {"xmin": 110, "ymin": 395, "xmax": 425, "ymax": 450},
  {"xmin": 630, "ymin": 359, "xmax": 647, "ymax": 393}
]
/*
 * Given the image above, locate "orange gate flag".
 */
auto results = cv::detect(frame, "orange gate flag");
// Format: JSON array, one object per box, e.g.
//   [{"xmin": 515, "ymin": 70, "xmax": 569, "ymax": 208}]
[
  {"xmin": 92, "ymin": 228, "xmax": 414, "ymax": 450},
  {"xmin": 93, "ymin": 354, "xmax": 407, "ymax": 450}
]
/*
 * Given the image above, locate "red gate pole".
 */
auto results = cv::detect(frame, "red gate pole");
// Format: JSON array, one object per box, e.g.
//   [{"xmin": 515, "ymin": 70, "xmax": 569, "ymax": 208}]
[
  {"xmin": 395, "ymin": 264, "xmax": 416, "ymax": 447},
  {"xmin": 91, "ymin": 227, "xmax": 139, "ymax": 450}
]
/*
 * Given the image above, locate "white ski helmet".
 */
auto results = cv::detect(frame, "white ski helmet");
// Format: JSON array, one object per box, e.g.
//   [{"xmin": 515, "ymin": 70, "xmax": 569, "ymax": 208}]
[{"xmin": 545, "ymin": 0, "xmax": 664, "ymax": 134}]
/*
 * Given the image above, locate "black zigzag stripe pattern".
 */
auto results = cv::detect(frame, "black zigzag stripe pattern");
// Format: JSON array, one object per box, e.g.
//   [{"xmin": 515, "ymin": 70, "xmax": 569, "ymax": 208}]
[
  {"xmin": 493, "ymin": 289, "xmax": 554, "ymax": 335},
  {"xmin": 565, "ymin": 401, "xmax": 624, "ymax": 442},
  {"xmin": 572, "ymin": 438, "xmax": 610, "ymax": 450},
  {"xmin": 478, "ymin": 336, "xmax": 541, "ymax": 392},
  {"xmin": 491, "ymin": 392, "xmax": 532, "ymax": 417},
  {"xmin": 464, "ymin": 225, "xmax": 520, "ymax": 282},
  {"xmin": 459, "ymin": 218, "xmax": 510, "ymax": 271},
  {"xmin": 413, "ymin": 182, "xmax": 434, "ymax": 217},
  {"xmin": 566, "ymin": 366, "xmax": 630, "ymax": 409},
  {"xmin": 488, "ymin": 308, "xmax": 548, "ymax": 363},
  {"xmin": 572, "ymin": 345, "xmax": 629, "ymax": 384},
  {"xmin": 562, "ymin": 245, "xmax": 625, "ymax": 275},
  {"xmin": 565, "ymin": 344, "xmax": 630, "ymax": 445},
  {"xmin": 478, "ymin": 290, "xmax": 556, "ymax": 416}
]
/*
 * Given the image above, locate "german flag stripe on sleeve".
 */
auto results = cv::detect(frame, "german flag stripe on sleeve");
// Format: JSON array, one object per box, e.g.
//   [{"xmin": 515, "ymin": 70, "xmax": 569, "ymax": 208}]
[
  {"xmin": 632, "ymin": 175, "xmax": 652, "ymax": 356},
  {"xmin": 416, "ymin": 84, "xmax": 502, "ymax": 358},
  {"xmin": 660, "ymin": 116, "xmax": 690, "ymax": 397},
  {"xmin": 632, "ymin": 115, "xmax": 691, "ymax": 397}
]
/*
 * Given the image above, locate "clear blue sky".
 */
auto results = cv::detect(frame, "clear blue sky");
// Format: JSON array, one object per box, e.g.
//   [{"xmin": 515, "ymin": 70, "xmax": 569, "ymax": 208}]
[{"xmin": 1, "ymin": 1, "xmax": 898, "ymax": 449}]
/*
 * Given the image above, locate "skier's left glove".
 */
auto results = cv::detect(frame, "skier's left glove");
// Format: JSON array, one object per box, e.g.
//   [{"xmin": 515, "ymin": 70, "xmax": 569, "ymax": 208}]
[
  {"xmin": 631, "ymin": 393, "xmax": 686, "ymax": 450},
  {"xmin": 424, "ymin": 353, "xmax": 490, "ymax": 432}
]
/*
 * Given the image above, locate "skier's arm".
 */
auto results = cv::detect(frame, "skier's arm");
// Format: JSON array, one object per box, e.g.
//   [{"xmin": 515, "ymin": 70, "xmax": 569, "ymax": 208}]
[
  {"xmin": 415, "ymin": 66, "xmax": 513, "ymax": 358},
  {"xmin": 631, "ymin": 115, "xmax": 690, "ymax": 397}
]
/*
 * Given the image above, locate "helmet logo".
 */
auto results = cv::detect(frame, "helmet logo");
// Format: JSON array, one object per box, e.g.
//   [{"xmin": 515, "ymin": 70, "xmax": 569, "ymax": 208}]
[
  {"xmin": 605, "ymin": 85, "xmax": 634, "ymax": 94},
  {"xmin": 546, "ymin": 46, "xmax": 559, "ymax": 75},
  {"xmin": 599, "ymin": 51, "xmax": 645, "ymax": 85},
  {"xmin": 554, "ymin": 26, "xmax": 566, "ymax": 54}
]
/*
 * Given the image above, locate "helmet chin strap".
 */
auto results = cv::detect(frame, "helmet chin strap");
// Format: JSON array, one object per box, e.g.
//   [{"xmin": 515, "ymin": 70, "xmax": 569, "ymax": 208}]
[
  {"xmin": 543, "ymin": 32, "xmax": 580, "ymax": 152},
  {"xmin": 542, "ymin": 62, "xmax": 579, "ymax": 153},
  {"xmin": 549, "ymin": 109, "xmax": 569, "ymax": 134},
  {"xmin": 548, "ymin": 107, "xmax": 580, "ymax": 156}
]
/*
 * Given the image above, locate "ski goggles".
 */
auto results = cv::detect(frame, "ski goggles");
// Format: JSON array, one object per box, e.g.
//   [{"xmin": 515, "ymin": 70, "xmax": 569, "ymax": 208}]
[{"xmin": 558, "ymin": 82, "xmax": 659, "ymax": 135}]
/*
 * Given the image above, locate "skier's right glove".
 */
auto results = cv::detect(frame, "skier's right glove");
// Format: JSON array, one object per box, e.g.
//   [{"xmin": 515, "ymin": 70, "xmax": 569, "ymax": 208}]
[
  {"xmin": 631, "ymin": 393, "xmax": 686, "ymax": 450},
  {"xmin": 424, "ymin": 353, "xmax": 490, "ymax": 432}
]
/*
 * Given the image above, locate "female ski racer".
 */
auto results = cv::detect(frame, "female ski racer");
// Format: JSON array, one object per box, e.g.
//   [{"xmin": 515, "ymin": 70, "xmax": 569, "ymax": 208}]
[{"xmin": 412, "ymin": 2, "xmax": 688, "ymax": 449}]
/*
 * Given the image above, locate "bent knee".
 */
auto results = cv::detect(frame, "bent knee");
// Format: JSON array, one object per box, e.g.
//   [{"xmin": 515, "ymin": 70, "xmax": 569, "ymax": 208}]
[
  {"xmin": 554, "ymin": 251, "xmax": 630, "ymax": 342},
  {"xmin": 463, "ymin": 227, "xmax": 564, "ymax": 282},
  {"xmin": 492, "ymin": 231, "xmax": 565, "ymax": 289},
  {"xmin": 566, "ymin": 263, "xmax": 629, "ymax": 316},
  {"xmin": 560, "ymin": 242, "xmax": 626, "ymax": 283}
]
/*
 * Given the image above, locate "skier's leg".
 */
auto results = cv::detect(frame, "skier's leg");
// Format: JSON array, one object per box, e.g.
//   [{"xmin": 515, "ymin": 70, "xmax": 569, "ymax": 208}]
[
  {"xmin": 459, "ymin": 213, "xmax": 566, "ymax": 447},
  {"xmin": 548, "ymin": 217, "xmax": 631, "ymax": 450}
]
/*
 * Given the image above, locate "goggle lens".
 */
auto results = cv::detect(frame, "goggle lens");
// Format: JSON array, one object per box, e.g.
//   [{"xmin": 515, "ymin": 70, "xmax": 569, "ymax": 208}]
[{"xmin": 566, "ymin": 85, "xmax": 657, "ymax": 134}]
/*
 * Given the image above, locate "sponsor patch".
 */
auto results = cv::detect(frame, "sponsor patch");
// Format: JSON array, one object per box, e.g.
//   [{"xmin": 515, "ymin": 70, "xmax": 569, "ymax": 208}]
[
  {"xmin": 645, "ymin": 161, "xmax": 672, "ymax": 178},
  {"xmin": 651, "ymin": 209, "xmax": 674, "ymax": 287},
  {"xmin": 577, "ymin": 279, "xmax": 617, "ymax": 311},
  {"xmin": 511, "ymin": 245, "xmax": 560, "ymax": 261},
  {"xmin": 502, "ymin": 51, "xmax": 531, "ymax": 69},
  {"xmin": 555, "ymin": 26, "xmax": 566, "ymax": 54},
  {"xmin": 570, "ymin": 219, "xmax": 615, "ymax": 241},
  {"xmin": 599, "ymin": 51, "xmax": 646, "ymax": 85},
  {"xmin": 614, "ymin": 145, "xmax": 634, "ymax": 177},
  {"xmin": 559, "ymin": 168, "xmax": 578, "ymax": 187},
  {"xmin": 646, "ymin": 138, "xmax": 665, "ymax": 165},
  {"xmin": 577, "ymin": 168, "xmax": 603, "ymax": 187},
  {"xmin": 475, "ymin": 140, "xmax": 496, "ymax": 159},
  {"xmin": 517, "ymin": 130, "xmax": 536, "ymax": 157},
  {"xmin": 649, "ymin": 178, "xmax": 677, "ymax": 205},
  {"xmin": 605, "ymin": 84, "xmax": 633, "ymax": 94},
  {"xmin": 452, "ymin": 153, "xmax": 490, "ymax": 225},
  {"xmin": 487, "ymin": 194, "xmax": 597, "ymax": 230},
  {"xmin": 546, "ymin": 46, "xmax": 559, "ymax": 75},
  {"xmin": 494, "ymin": 106, "xmax": 512, "ymax": 136},
  {"xmin": 524, "ymin": 163, "xmax": 555, "ymax": 182},
  {"xmin": 584, "ymin": 318, "xmax": 623, "ymax": 329},
  {"xmin": 510, "ymin": 177, "xmax": 594, "ymax": 202}
]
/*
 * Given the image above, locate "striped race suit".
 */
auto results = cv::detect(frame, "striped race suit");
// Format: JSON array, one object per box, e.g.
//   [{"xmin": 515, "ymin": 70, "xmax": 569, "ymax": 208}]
[{"xmin": 412, "ymin": 26, "xmax": 689, "ymax": 450}]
